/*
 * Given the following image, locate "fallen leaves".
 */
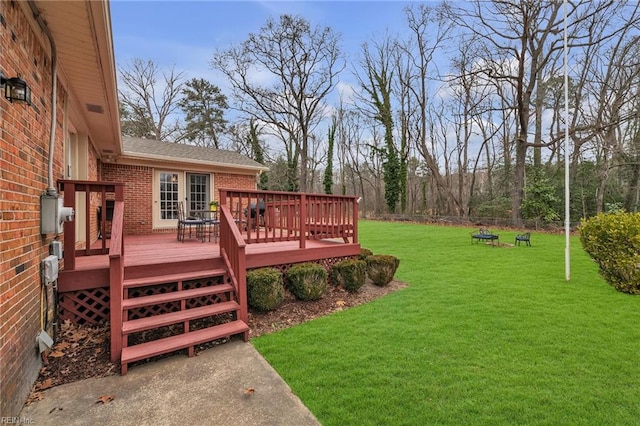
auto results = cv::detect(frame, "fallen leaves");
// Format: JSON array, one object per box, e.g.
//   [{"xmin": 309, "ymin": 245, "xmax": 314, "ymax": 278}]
[
  {"xmin": 48, "ymin": 350, "xmax": 65, "ymax": 358},
  {"xmin": 96, "ymin": 394, "xmax": 115, "ymax": 404},
  {"xmin": 244, "ymin": 387, "xmax": 255, "ymax": 395},
  {"xmin": 29, "ymin": 320, "xmax": 118, "ymax": 402},
  {"xmin": 25, "ymin": 392, "xmax": 44, "ymax": 405}
]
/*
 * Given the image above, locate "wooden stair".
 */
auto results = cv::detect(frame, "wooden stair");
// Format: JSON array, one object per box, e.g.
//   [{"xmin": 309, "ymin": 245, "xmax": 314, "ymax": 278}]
[{"xmin": 119, "ymin": 266, "xmax": 249, "ymax": 374}]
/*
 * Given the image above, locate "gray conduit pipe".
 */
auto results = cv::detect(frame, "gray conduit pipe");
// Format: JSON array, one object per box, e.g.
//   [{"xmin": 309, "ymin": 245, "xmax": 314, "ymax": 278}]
[{"xmin": 28, "ymin": 1, "xmax": 57, "ymax": 195}]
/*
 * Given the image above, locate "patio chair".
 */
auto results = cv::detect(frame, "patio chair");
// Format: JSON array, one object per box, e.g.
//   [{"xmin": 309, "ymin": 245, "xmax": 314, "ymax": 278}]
[
  {"xmin": 177, "ymin": 201, "xmax": 205, "ymax": 242},
  {"xmin": 515, "ymin": 232, "xmax": 531, "ymax": 247}
]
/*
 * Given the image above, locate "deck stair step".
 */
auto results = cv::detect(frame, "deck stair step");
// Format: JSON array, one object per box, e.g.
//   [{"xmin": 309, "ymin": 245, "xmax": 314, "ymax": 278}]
[
  {"xmin": 122, "ymin": 284, "xmax": 234, "ymax": 310},
  {"xmin": 123, "ymin": 268, "xmax": 226, "ymax": 288},
  {"xmin": 121, "ymin": 320, "xmax": 249, "ymax": 365},
  {"xmin": 122, "ymin": 301, "xmax": 240, "ymax": 335}
]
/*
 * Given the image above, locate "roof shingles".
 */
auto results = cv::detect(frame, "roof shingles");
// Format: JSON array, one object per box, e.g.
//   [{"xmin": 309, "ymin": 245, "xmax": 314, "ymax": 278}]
[{"xmin": 122, "ymin": 136, "xmax": 267, "ymax": 171}]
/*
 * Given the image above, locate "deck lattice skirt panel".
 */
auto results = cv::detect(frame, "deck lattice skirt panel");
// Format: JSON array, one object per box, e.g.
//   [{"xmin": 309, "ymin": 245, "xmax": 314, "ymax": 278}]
[{"xmin": 58, "ymin": 287, "xmax": 110, "ymax": 324}]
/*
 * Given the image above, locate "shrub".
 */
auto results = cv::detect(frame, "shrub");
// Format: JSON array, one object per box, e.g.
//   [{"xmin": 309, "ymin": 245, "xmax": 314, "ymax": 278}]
[
  {"xmin": 331, "ymin": 259, "xmax": 366, "ymax": 293},
  {"xmin": 286, "ymin": 262, "xmax": 328, "ymax": 301},
  {"xmin": 359, "ymin": 248, "xmax": 373, "ymax": 261},
  {"xmin": 366, "ymin": 255, "xmax": 400, "ymax": 287},
  {"xmin": 247, "ymin": 268, "xmax": 284, "ymax": 311},
  {"xmin": 579, "ymin": 212, "xmax": 640, "ymax": 294}
]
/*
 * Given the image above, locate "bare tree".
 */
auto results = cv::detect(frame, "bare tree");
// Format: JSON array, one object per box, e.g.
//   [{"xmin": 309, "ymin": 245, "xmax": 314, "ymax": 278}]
[
  {"xmin": 212, "ymin": 15, "xmax": 344, "ymax": 192},
  {"xmin": 399, "ymin": 3, "xmax": 456, "ymax": 215},
  {"xmin": 118, "ymin": 58, "xmax": 185, "ymax": 141},
  {"xmin": 448, "ymin": 0, "xmax": 640, "ymax": 224}
]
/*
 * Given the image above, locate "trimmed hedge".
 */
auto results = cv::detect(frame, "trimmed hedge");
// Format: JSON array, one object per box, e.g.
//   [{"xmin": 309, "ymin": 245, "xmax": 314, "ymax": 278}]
[
  {"xmin": 580, "ymin": 212, "xmax": 640, "ymax": 294},
  {"xmin": 247, "ymin": 267, "xmax": 285, "ymax": 311},
  {"xmin": 286, "ymin": 262, "xmax": 328, "ymax": 301},
  {"xmin": 366, "ymin": 254, "xmax": 400, "ymax": 287},
  {"xmin": 359, "ymin": 248, "xmax": 373, "ymax": 261},
  {"xmin": 331, "ymin": 259, "xmax": 366, "ymax": 293}
]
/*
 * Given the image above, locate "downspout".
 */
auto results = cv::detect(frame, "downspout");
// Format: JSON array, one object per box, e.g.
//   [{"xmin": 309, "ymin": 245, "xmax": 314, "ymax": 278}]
[{"xmin": 28, "ymin": 0, "xmax": 57, "ymax": 196}]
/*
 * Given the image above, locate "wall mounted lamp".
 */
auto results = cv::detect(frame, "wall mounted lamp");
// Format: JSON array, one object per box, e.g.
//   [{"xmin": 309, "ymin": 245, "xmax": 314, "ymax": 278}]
[{"xmin": 0, "ymin": 71, "xmax": 31, "ymax": 105}]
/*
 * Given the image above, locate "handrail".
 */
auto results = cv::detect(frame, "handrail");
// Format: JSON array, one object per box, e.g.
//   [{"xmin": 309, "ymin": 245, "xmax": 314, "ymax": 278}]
[
  {"xmin": 218, "ymin": 204, "xmax": 248, "ymax": 332},
  {"xmin": 58, "ymin": 180, "xmax": 125, "ymax": 271},
  {"xmin": 108, "ymin": 200, "xmax": 125, "ymax": 362},
  {"xmin": 219, "ymin": 188, "xmax": 358, "ymax": 247}
]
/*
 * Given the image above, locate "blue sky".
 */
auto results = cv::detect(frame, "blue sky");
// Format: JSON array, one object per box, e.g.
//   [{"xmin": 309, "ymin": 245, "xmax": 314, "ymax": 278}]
[{"xmin": 110, "ymin": 1, "xmax": 419, "ymax": 85}]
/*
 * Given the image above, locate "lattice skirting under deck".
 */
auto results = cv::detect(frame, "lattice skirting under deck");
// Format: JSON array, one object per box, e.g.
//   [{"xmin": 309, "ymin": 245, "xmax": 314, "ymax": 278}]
[{"xmin": 58, "ymin": 255, "xmax": 358, "ymax": 325}]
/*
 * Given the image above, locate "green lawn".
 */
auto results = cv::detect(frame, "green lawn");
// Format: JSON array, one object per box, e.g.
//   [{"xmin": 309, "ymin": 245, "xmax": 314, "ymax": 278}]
[{"xmin": 252, "ymin": 221, "xmax": 640, "ymax": 425}]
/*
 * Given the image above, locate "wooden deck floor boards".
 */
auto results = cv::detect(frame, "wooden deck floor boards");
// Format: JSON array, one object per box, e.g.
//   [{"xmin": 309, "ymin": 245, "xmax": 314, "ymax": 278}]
[{"xmin": 71, "ymin": 233, "xmax": 357, "ymax": 272}]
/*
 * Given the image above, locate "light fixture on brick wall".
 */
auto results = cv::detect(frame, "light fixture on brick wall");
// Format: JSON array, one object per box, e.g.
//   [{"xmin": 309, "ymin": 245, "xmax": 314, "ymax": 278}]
[{"xmin": 0, "ymin": 71, "xmax": 31, "ymax": 105}]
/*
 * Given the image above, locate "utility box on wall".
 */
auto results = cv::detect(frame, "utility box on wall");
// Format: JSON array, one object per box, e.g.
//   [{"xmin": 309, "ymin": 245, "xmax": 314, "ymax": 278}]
[{"xmin": 41, "ymin": 194, "xmax": 74, "ymax": 235}]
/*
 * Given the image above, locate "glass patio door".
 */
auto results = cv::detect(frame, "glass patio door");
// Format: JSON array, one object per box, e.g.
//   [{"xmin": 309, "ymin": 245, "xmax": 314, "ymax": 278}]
[
  {"xmin": 186, "ymin": 173, "xmax": 210, "ymax": 214},
  {"xmin": 159, "ymin": 172, "xmax": 179, "ymax": 220}
]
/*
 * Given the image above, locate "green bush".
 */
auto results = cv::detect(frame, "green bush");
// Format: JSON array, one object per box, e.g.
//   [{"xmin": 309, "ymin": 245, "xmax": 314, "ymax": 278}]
[
  {"xmin": 247, "ymin": 268, "xmax": 285, "ymax": 311},
  {"xmin": 286, "ymin": 262, "xmax": 328, "ymax": 301},
  {"xmin": 331, "ymin": 259, "xmax": 366, "ymax": 293},
  {"xmin": 359, "ymin": 248, "xmax": 373, "ymax": 261},
  {"xmin": 580, "ymin": 212, "xmax": 640, "ymax": 294},
  {"xmin": 366, "ymin": 255, "xmax": 400, "ymax": 287}
]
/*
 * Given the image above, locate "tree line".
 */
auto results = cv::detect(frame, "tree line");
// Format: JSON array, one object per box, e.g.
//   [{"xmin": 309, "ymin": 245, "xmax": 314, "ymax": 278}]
[{"xmin": 118, "ymin": 1, "xmax": 640, "ymax": 226}]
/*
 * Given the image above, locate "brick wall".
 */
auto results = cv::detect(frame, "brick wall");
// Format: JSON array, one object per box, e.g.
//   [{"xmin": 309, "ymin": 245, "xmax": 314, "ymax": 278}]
[
  {"xmin": 101, "ymin": 163, "xmax": 153, "ymax": 235},
  {"xmin": 0, "ymin": 1, "xmax": 67, "ymax": 417},
  {"xmin": 215, "ymin": 172, "xmax": 257, "ymax": 195}
]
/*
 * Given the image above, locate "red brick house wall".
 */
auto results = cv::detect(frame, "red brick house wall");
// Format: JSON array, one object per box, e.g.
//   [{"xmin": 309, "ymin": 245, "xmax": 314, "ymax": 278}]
[
  {"xmin": 0, "ymin": 2, "xmax": 67, "ymax": 416},
  {"xmin": 216, "ymin": 173, "xmax": 257, "ymax": 194},
  {"xmin": 101, "ymin": 163, "xmax": 153, "ymax": 235}
]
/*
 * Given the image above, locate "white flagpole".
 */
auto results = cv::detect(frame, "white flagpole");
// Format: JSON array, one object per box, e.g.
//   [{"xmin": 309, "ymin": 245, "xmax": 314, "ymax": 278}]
[{"xmin": 564, "ymin": 0, "xmax": 571, "ymax": 281}]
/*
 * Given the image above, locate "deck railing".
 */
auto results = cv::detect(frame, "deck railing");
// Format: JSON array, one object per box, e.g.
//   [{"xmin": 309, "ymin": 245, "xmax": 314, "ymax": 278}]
[
  {"xmin": 218, "ymin": 189, "xmax": 358, "ymax": 248},
  {"xmin": 218, "ymin": 204, "xmax": 248, "ymax": 335},
  {"xmin": 58, "ymin": 180, "xmax": 125, "ymax": 271},
  {"xmin": 108, "ymin": 200, "xmax": 125, "ymax": 362}
]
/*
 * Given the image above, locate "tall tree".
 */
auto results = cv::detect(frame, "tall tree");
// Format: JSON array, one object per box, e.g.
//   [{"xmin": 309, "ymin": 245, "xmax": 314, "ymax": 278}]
[
  {"xmin": 357, "ymin": 37, "xmax": 400, "ymax": 213},
  {"xmin": 323, "ymin": 118, "xmax": 336, "ymax": 194},
  {"xmin": 118, "ymin": 58, "xmax": 185, "ymax": 141},
  {"xmin": 178, "ymin": 78, "xmax": 228, "ymax": 148},
  {"xmin": 212, "ymin": 14, "xmax": 344, "ymax": 192}
]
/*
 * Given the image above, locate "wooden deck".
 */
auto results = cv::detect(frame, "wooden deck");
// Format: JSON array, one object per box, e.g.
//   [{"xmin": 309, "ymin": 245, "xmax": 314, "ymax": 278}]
[
  {"xmin": 60, "ymin": 233, "xmax": 359, "ymax": 284},
  {"xmin": 59, "ymin": 233, "xmax": 360, "ymax": 292},
  {"xmin": 55, "ymin": 184, "xmax": 360, "ymax": 372}
]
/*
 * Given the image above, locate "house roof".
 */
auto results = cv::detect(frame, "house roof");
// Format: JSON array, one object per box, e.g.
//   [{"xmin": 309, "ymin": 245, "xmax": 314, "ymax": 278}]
[{"xmin": 121, "ymin": 136, "xmax": 269, "ymax": 172}]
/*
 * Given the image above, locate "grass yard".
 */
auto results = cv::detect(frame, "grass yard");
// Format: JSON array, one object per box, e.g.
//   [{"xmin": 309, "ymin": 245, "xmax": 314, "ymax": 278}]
[{"xmin": 252, "ymin": 221, "xmax": 640, "ymax": 425}]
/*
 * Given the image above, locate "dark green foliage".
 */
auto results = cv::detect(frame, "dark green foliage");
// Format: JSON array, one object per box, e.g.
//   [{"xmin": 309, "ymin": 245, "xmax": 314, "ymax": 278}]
[
  {"xmin": 359, "ymin": 248, "xmax": 373, "ymax": 261},
  {"xmin": 366, "ymin": 255, "xmax": 400, "ymax": 287},
  {"xmin": 323, "ymin": 119, "xmax": 336, "ymax": 194},
  {"xmin": 247, "ymin": 119, "xmax": 269, "ymax": 190},
  {"xmin": 179, "ymin": 78, "xmax": 228, "ymax": 148},
  {"xmin": 521, "ymin": 167, "xmax": 560, "ymax": 227},
  {"xmin": 580, "ymin": 212, "xmax": 640, "ymax": 294},
  {"xmin": 286, "ymin": 262, "xmax": 328, "ymax": 301},
  {"xmin": 331, "ymin": 259, "xmax": 366, "ymax": 293},
  {"xmin": 247, "ymin": 268, "xmax": 285, "ymax": 311},
  {"xmin": 476, "ymin": 196, "xmax": 512, "ymax": 219}
]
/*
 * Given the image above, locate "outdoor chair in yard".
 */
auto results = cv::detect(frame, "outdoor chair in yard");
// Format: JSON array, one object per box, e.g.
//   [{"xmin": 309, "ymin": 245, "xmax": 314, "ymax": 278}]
[
  {"xmin": 515, "ymin": 232, "xmax": 531, "ymax": 247},
  {"xmin": 177, "ymin": 201, "xmax": 205, "ymax": 242}
]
